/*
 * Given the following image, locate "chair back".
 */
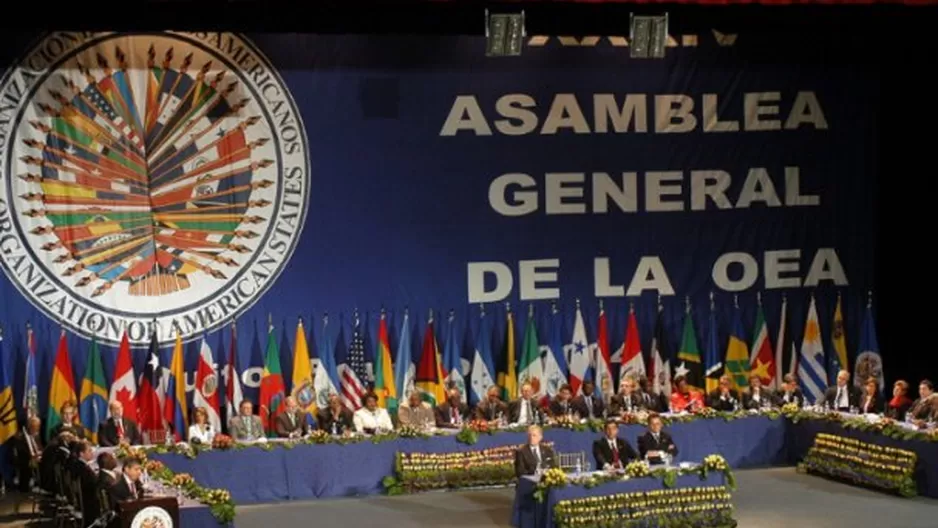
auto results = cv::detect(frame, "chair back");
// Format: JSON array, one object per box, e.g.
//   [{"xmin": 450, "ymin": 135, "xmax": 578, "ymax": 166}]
[
  {"xmin": 557, "ymin": 451, "xmax": 590, "ymax": 472},
  {"xmin": 145, "ymin": 428, "xmax": 168, "ymax": 445}
]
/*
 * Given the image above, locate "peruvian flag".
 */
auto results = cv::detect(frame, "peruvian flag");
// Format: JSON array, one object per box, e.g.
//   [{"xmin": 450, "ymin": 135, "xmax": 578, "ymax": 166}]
[
  {"xmin": 617, "ymin": 306, "xmax": 646, "ymax": 382},
  {"xmin": 138, "ymin": 330, "xmax": 164, "ymax": 433},
  {"xmin": 109, "ymin": 330, "xmax": 138, "ymax": 422},
  {"xmin": 594, "ymin": 307, "xmax": 614, "ymax": 398},
  {"xmin": 193, "ymin": 336, "xmax": 222, "ymax": 432},
  {"xmin": 567, "ymin": 304, "xmax": 591, "ymax": 396}
]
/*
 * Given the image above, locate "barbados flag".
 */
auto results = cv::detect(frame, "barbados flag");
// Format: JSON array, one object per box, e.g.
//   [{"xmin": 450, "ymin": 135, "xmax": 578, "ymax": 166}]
[
  {"xmin": 0, "ymin": 332, "xmax": 18, "ymax": 446},
  {"xmin": 163, "ymin": 333, "xmax": 188, "ymax": 442},
  {"xmin": 79, "ymin": 336, "xmax": 108, "ymax": 444},
  {"xmin": 45, "ymin": 330, "xmax": 77, "ymax": 440}
]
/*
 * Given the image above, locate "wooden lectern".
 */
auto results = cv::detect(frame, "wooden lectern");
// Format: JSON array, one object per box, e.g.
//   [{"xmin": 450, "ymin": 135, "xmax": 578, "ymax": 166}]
[{"xmin": 115, "ymin": 496, "xmax": 180, "ymax": 528}]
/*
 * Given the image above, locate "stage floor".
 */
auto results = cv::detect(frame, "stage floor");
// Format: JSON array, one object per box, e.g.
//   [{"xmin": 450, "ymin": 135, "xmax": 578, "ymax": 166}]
[{"xmin": 3, "ymin": 468, "xmax": 937, "ymax": 527}]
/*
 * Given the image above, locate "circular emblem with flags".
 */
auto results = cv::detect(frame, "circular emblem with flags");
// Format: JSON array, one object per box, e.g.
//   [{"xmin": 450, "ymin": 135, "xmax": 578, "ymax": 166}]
[
  {"xmin": 201, "ymin": 372, "xmax": 218, "ymax": 398},
  {"xmin": 0, "ymin": 32, "xmax": 310, "ymax": 346}
]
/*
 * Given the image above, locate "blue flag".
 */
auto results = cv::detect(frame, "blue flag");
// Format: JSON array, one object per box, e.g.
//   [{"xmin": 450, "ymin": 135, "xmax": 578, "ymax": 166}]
[
  {"xmin": 854, "ymin": 299, "xmax": 884, "ymax": 395},
  {"xmin": 704, "ymin": 301, "xmax": 723, "ymax": 394},
  {"xmin": 443, "ymin": 311, "xmax": 466, "ymax": 401},
  {"xmin": 394, "ymin": 311, "xmax": 414, "ymax": 403},
  {"xmin": 469, "ymin": 309, "xmax": 496, "ymax": 405}
]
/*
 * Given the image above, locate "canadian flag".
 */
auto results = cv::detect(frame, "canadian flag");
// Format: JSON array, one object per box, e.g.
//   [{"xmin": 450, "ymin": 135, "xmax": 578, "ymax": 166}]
[
  {"xmin": 109, "ymin": 331, "xmax": 138, "ymax": 422},
  {"xmin": 193, "ymin": 337, "xmax": 222, "ymax": 432}
]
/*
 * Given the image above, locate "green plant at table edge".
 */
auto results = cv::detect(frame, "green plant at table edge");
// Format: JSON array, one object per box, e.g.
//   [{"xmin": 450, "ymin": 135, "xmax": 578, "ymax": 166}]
[{"xmin": 146, "ymin": 463, "xmax": 236, "ymax": 524}]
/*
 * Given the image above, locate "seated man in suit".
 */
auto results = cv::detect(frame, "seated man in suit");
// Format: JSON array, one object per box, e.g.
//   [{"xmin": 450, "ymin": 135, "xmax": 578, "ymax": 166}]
[
  {"xmin": 432, "ymin": 389, "xmax": 469, "ymax": 429},
  {"xmin": 637, "ymin": 414, "xmax": 678, "ymax": 463},
  {"xmin": 610, "ymin": 377, "xmax": 643, "ymax": 415},
  {"xmin": 99, "ymin": 401, "xmax": 142, "ymax": 446},
  {"xmin": 353, "ymin": 392, "xmax": 394, "ymax": 434},
  {"xmin": 109, "ymin": 458, "xmax": 144, "ymax": 502},
  {"xmin": 318, "ymin": 393, "xmax": 355, "ymax": 434},
  {"xmin": 39, "ymin": 431, "xmax": 74, "ymax": 494},
  {"xmin": 475, "ymin": 385, "xmax": 509, "ymax": 424},
  {"xmin": 573, "ymin": 380, "xmax": 606, "ymax": 421},
  {"xmin": 821, "ymin": 370, "xmax": 861, "ymax": 411},
  {"xmin": 399, "ymin": 391, "xmax": 435, "ymax": 429},
  {"xmin": 707, "ymin": 375, "xmax": 740, "ymax": 411},
  {"xmin": 548, "ymin": 384, "xmax": 576, "ymax": 418},
  {"xmin": 509, "ymin": 382, "xmax": 542, "ymax": 426},
  {"xmin": 638, "ymin": 376, "xmax": 667, "ymax": 412},
  {"xmin": 13, "ymin": 416, "xmax": 43, "ymax": 492},
  {"xmin": 68, "ymin": 440, "xmax": 101, "ymax": 524},
  {"xmin": 742, "ymin": 374, "xmax": 773, "ymax": 410},
  {"xmin": 276, "ymin": 397, "xmax": 308, "ymax": 438},
  {"xmin": 593, "ymin": 420, "xmax": 638, "ymax": 471},
  {"xmin": 774, "ymin": 374, "xmax": 804, "ymax": 407},
  {"xmin": 514, "ymin": 425, "xmax": 558, "ymax": 477},
  {"xmin": 96, "ymin": 452, "xmax": 119, "ymax": 489},
  {"xmin": 51, "ymin": 401, "xmax": 88, "ymax": 440},
  {"xmin": 910, "ymin": 379, "xmax": 938, "ymax": 426},
  {"xmin": 229, "ymin": 400, "xmax": 266, "ymax": 442}
]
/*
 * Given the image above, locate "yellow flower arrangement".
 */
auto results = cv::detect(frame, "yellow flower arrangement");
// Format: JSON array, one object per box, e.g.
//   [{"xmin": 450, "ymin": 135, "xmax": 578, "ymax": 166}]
[
  {"xmin": 625, "ymin": 460, "xmax": 651, "ymax": 478},
  {"xmin": 171, "ymin": 473, "xmax": 194, "ymax": 486}
]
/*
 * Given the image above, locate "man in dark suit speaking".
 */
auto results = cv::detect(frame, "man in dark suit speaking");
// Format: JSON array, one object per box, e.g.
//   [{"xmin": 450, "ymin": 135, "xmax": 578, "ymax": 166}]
[
  {"xmin": 637, "ymin": 414, "xmax": 678, "ymax": 463},
  {"xmin": 593, "ymin": 420, "xmax": 638, "ymax": 471},
  {"xmin": 514, "ymin": 425, "xmax": 558, "ymax": 477}
]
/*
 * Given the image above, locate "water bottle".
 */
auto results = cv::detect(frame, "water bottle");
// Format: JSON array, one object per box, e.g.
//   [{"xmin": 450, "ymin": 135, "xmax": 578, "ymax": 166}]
[
  {"xmin": 331, "ymin": 421, "xmax": 338, "ymax": 435},
  {"xmin": 575, "ymin": 459, "xmax": 582, "ymax": 477}
]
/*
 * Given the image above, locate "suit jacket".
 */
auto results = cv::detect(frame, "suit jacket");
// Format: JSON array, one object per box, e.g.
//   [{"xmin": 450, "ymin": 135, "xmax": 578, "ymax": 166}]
[
  {"xmin": 51, "ymin": 422, "xmax": 88, "ymax": 440},
  {"xmin": 475, "ymin": 399, "xmax": 509, "ymax": 421},
  {"xmin": 317, "ymin": 408, "xmax": 355, "ymax": 434},
  {"xmin": 884, "ymin": 396, "xmax": 913, "ymax": 420},
  {"xmin": 275, "ymin": 410, "xmax": 308, "ymax": 438},
  {"xmin": 858, "ymin": 393, "xmax": 882, "ymax": 414},
  {"xmin": 593, "ymin": 436, "xmax": 638, "ymax": 469},
  {"xmin": 609, "ymin": 393, "xmax": 643, "ymax": 415},
  {"xmin": 572, "ymin": 395, "xmax": 606, "ymax": 420},
  {"xmin": 98, "ymin": 417, "xmax": 143, "ymax": 447},
  {"xmin": 228, "ymin": 415, "xmax": 265, "ymax": 441},
  {"xmin": 12, "ymin": 430, "xmax": 42, "ymax": 491},
  {"xmin": 707, "ymin": 390, "xmax": 741, "ymax": 411},
  {"xmin": 68, "ymin": 460, "xmax": 100, "ymax": 524},
  {"xmin": 433, "ymin": 401, "xmax": 470, "ymax": 428},
  {"xmin": 398, "ymin": 402, "xmax": 436, "ymax": 428},
  {"xmin": 637, "ymin": 430, "xmax": 678, "ymax": 459},
  {"xmin": 742, "ymin": 389, "xmax": 774, "ymax": 410},
  {"xmin": 508, "ymin": 398, "xmax": 543, "ymax": 424},
  {"xmin": 109, "ymin": 475, "xmax": 144, "ymax": 503},
  {"xmin": 514, "ymin": 444, "xmax": 558, "ymax": 477},
  {"xmin": 822, "ymin": 385, "xmax": 862, "ymax": 410},
  {"xmin": 97, "ymin": 469, "xmax": 118, "ymax": 490},
  {"xmin": 774, "ymin": 388, "xmax": 805, "ymax": 408},
  {"xmin": 910, "ymin": 396, "xmax": 938, "ymax": 421},
  {"xmin": 548, "ymin": 398, "xmax": 576, "ymax": 417}
]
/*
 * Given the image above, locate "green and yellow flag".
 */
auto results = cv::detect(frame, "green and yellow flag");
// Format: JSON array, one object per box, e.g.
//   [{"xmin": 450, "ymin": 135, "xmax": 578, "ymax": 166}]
[
  {"xmin": 79, "ymin": 337, "xmax": 108, "ymax": 444},
  {"xmin": 724, "ymin": 306, "xmax": 750, "ymax": 391}
]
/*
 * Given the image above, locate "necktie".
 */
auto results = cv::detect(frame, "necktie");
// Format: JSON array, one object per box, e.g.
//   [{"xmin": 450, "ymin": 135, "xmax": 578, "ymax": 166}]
[
  {"xmin": 611, "ymin": 440, "xmax": 619, "ymax": 466},
  {"xmin": 116, "ymin": 420, "xmax": 124, "ymax": 439},
  {"xmin": 452, "ymin": 406, "xmax": 458, "ymax": 424},
  {"xmin": 246, "ymin": 418, "xmax": 253, "ymax": 438},
  {"xmin": 533, "ymin": 446, "xmax": 541, "ymax": 468},
  {"xmin": 586, "ymin": 397, "xmax": 593, "ymax": 417},
  {"xmin": 130, "ymin": 478, "xmax": 137, "ymax": 499},
  {"xmin": 653, "ymin": 433, "xmax": 659, "ymax": 445},
  {"xmin": 524, "ymin": 400, "xmax": 531, "ymax": 423},
  {"xmin": 26, "ymin": 434, "xmax": 36, "ymax": 456},
  {"xmin": 290, "ymin": 413, "xmax": 296, "ymax": 427}
]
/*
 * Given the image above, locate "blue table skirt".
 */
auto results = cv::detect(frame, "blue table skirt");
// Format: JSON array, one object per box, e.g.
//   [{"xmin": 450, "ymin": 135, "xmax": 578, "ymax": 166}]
[
  {"xmin": 151, "ymin": 417, "xmax": 787, "ymax": 504},
  {"xmin": 181, "ymin": 504, "xmax": 231, "ymax": 527},
  {"xmin": 788, "ymin": 419, "xmax": 938, "ymax": 499},
  {"xmin": 512, "ymin": 472, "xmax": 728, "ymax": 528}
]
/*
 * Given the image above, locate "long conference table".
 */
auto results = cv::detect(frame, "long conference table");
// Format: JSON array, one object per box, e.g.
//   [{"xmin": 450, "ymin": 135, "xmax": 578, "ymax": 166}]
[{"xmin": 148, "ymin": 416, "xmax": 804, "ymax": 504}]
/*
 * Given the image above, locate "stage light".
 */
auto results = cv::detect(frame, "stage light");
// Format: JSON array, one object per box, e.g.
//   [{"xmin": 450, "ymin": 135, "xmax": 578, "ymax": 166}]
[
  {"xmin": 630, "ymin": 13, "xmax": 668, "ymax": 59},
  {"xmin": 485, "ymin": 10, "xmax": 525, "ymax": 57}
]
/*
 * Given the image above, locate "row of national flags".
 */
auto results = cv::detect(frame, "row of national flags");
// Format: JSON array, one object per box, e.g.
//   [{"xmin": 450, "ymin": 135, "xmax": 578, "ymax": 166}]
[{"xmin": 0, "ymin": 291, "xmax": 882, "ymax": 450}]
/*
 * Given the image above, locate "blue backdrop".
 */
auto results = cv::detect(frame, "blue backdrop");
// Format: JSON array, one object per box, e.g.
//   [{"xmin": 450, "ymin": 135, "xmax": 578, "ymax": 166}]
[{"xmin": 0, "ymin": 31, "xmax": 876, "ymax": 433}]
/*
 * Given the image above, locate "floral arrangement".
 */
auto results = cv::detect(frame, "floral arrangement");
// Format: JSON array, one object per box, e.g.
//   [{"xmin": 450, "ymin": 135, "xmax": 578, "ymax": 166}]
[
  {"xmin": 468, "ymin": 419, "xmax": 491, "ymax": 433},
  {"xmin": 799, "ymin": 433, "xmax": 917, "ymax": 497},
  {"xmin": 396, "ymin": 425, "xmax": 430, "ymax": 439},
  {"xmin": 781, "ymin": 403, "xmax": 801, "ymax": 417},
  {"xmin": 307, "ymin": 430, "xmax": 331, "ymax": 444},
  {"xmin": 383, "ymin": 444, "xmax": 551, "ymax": 495},
  {"xmin": 115, "ymin": 444, "xmax": 148, "ymax": 464},
  {"xmin": 625, "ymin": 460, "xmax": 651, "ymax": 478},
  {"xmin": 533, "ymin": 467, "xmax": 569, "ymax": 502},
  {"xmin": 211, "ymin": 434, "xmax": 235, "ymax": 450},
  {"xmin": 702, "ymin": 454, "xmax": 729, "ymax": 472},
  {"xmin": 553, "ymin": 485, "xmax": 734, "ymax": 528},
  {"xmin": 171, "ymin": 473, "xmax": 195, "ymax": 487},
  {"xmin": 141, "ymin": 456, "xmax": 236, "ymax": 523},
  {"xmin": 552, "ymin": 414, "xmax": 579, "ymax": 429},
  {"xmin": 694, "ymin": 406, "xmax": 717, "ymax": 418}
]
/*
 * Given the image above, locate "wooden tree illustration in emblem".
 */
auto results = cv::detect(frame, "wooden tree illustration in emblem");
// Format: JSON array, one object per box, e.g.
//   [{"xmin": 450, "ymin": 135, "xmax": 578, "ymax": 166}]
[{"xmin": 19, "ymin": 43, "xmax": 274, "ymax": 298}]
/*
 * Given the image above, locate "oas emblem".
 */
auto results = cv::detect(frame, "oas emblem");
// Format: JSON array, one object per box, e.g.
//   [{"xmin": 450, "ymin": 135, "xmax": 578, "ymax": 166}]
[
  {"xmin": 0, "ymin": 32, "xmax": 310, "ymax": 345},
  {"xmin": 130, "ymin": 506, "xmax": 174, "ymax": 528},
  {"xmin": 200, "ymin": 373, "xmax": 218, "ymax": 398}
]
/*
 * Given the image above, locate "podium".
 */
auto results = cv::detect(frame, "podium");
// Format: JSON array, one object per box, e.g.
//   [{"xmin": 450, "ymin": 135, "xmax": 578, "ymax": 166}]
[{"xmin": 115, "ymin": 496, "xmax": 180, "ymax": 528}]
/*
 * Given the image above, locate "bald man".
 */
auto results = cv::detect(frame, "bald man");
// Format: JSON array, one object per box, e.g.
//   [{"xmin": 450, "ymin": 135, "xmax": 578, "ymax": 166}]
[
  {"xmin": 821, "ymin": 370, "xmax": 861, "ymax": 411},
  {"xmin": 276, "ymin": 396, "xmax": 308, "ymax": 438},
  {"xmin": 99, "ymin": 401, "xmax": 142, "ymax": 446}
]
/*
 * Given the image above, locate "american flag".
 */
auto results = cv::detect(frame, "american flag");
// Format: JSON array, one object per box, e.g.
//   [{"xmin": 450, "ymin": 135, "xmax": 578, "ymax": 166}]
[{"xmin": 340, "ymin": 317, "xmax": 369, "ymax": 410}]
